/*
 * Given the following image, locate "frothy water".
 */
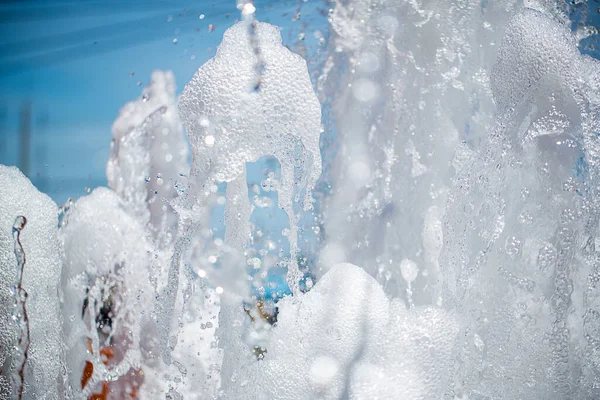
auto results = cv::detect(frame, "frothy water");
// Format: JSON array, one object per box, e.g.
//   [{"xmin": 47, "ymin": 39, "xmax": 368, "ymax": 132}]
[{"xmin": 2, "ymin": 1, "xmax": 600, "ymax": 399}]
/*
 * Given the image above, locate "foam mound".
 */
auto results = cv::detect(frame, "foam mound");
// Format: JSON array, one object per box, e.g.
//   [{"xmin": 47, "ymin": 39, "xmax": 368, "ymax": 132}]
[
  {"xmin": 491, "ymin": 9, "xmax": 580, "ymax": 112},
  {"xmin": 221, "ymin": 263, "xmax": 457, "ymax": 399},
  {"xmin": 178, "ymin": 21, "xmax": 321, "ymax": 207},
  {"xmin": 0, "ymin": 165, "xmax": 63, "ymax": 398},
  {"xmin": 60, "ymin": 187, "xmax": 152, "ymax": 396}
]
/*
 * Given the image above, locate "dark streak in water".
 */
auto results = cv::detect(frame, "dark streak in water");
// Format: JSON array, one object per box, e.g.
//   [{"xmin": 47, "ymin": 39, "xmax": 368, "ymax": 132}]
[{"xmin": 12, "ymin": 215, "xmax": 29, "ymax": 400}]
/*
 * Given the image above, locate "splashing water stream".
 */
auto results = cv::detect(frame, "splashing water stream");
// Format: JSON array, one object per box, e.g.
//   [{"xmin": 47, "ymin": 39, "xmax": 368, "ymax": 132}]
[{"xmin": 2, "ymin": 0, "xmax": 600, "ymax": 399}]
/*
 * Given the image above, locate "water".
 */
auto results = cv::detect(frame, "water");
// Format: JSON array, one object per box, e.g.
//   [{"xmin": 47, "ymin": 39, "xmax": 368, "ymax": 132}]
[
  {"xmin": 0, "ymin": 166, "xmax": 64, "ymax": 399},
  {"xmin": 2, "ymin": 0, "xmax": 600, "ymax": 399}
]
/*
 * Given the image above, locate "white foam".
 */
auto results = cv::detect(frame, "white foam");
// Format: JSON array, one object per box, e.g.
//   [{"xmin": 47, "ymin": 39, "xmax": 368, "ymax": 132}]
[
  {"xmin": 178, "ymin": 21, "xmax": 322, "ymax": 294},
  {"xmin": 221, "ymin": 263, "xmax": 457, "ymax": 399},
  {"xmin": 0, "ymin": 165, "xmax": 64, "ymax": 398},
  {"xmin": 318, "ymin": 0, "xmax": 517, "ymax": 305},
  {"xmin": 108, "ymin": 70, "xmax": 189, "ymax": 243},
  {"xmin": 491, "ymin": 9, "xmax": 580, "ymax": 112},
  {"xmin": 179, "ymin": 21, "xmax": 321, "ymax": 199},
  {"xmin": 439, "ymin": 8, "xmax": 600, "ymax": 398},
  {"xmin": 60, "ymin": 187, "xmax": 152, "ymax": 396}
]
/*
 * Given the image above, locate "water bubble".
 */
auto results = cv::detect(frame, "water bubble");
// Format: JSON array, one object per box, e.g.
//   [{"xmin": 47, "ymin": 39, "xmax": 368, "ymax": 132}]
[
  {"xmin": 377, "ymin": 15, "xmax": 399, "ymax": 37},
  {"xmin": 505, "ymin": 236, "xmax": 522, "ymax": 257},
  {"xmin": 240, "ymin": 3, "xmax": 256, "ymax": 17},
  {"xmin": 205, "ymin": 135, "xmax": 216, "ymax": 147},
  {"xmin": 352, "ymin": 79, "xmax": 380, "ymax": 102},
  {"xmin": 400, "ymin": 259, "xmax": 419, "ymax": 282},
  {"xmin": 357, "ymin": 52, "xmax": 380, "ymax": 73},
  {"xmin": 348, "ymin": 160, "xmax": 371, "ymax": 187},
  {"xmin": 13, "ymin": 215, "xmax": 27, "ymax": 231}
]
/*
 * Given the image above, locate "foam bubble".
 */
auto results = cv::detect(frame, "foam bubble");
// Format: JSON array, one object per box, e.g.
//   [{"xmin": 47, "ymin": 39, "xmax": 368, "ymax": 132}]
[
  {"xmin": 178, "ymin": 21, "xmax": 321, "ymax": 203},
  {"xmin": 221, "ymin": 263, "xmax": 457, "ymax": 399},
  {"xmin": 60, "ymin": 187, "xmax": 152, "ymax": 396},
  {"xmin": 0, "ymin": 165, "xmax": 64, "ymax": 398}
]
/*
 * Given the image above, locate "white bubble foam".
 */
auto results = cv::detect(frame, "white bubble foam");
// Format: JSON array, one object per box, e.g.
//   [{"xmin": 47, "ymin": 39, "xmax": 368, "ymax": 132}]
[{"xmin": 0, "ymin": 165, "xmax": 64, "ymax": 398}]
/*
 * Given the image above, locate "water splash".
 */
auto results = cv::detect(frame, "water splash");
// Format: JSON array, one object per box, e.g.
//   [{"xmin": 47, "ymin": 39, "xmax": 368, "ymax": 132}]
[
  {"xmin": 108, "ymin": 70, "xmax": 189, "ymax": 246},
  {"xmin": 155, "ymin": 19, "xmax": 322, "ymax": 366},
  {"xmin": 3, "ymin": 1, "xmax": 600, "ymax": 398},
  {"xmin": 1, "ymin": 165, "xmax": 64, "ymax": 398}
]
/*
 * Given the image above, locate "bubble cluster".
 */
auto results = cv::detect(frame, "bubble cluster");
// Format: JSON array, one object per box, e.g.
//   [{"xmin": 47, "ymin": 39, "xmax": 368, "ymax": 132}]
[
  {"xmin": 220, "ymin": 263, "xmax": 457, "ymax": 399},
  {"xmin": 438, "ymin": 8, "xmax": 600, "ymax": 398},
  {"xmin": 108, "ymin": 70, "xmax": 189, "ymax": 243},
  {"xmin": 178, "ymin": 21, "xmax": 321, "ymax": 201},
  {"xmin": 178, "ymin": 20, "xmax": 322, "ymax": 297},
  {"xmin": 60, "ymin": 187, "xmax": 152, "ymax": 397},
  {"xmin": 0, "ymin": 166, "xmax": 64, "ymax": 398}
]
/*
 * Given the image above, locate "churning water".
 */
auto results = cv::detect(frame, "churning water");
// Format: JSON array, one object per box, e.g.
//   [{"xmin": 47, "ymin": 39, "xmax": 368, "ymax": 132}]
[{"xmin": 2, "ymin": 0, "xmax": 600, "ymax": 399}]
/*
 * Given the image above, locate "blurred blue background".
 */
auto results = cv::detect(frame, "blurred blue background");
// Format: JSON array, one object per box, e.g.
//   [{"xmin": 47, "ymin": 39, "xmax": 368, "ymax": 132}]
[{"xmin": 0, "ymin": 0, "xmax": 598, "ymax": 205}]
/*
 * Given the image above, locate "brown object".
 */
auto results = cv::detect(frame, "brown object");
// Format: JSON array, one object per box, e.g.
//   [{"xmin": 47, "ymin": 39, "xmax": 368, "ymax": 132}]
[
  {"xmin": 81, "ymin": 360, "xmax": 94, "ymax": 390},
  {"xmin": 99, "ymin": 346, "xmax": 114, "ymax": 366},
  {"xmin": 88, "ymin": 382, "xmax": 109, "ymax": 400},
  {"xmin": 85, "ymin": 337, "xmax": 94, "ymax": 355}
]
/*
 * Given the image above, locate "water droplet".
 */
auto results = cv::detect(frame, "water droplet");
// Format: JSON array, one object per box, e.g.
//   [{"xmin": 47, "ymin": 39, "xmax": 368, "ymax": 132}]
[
  {"xmin": 13, "ymin": 216, "xmax": 27, "ymax": 231},
  {"xmin": 240, "ymin": 3, "xmax": 256, "ymax": 16},
  {"xmin": 505, "ymin": 236, "xmax": 522, "ymax": 257},
  {"xmin": 352, "ymin": 78, "xmax": 380, "ymax": 102},
  {"xmin": 400, "ymin": 259, "xmax": 419, "ymax": 282},
  {"xmin": 205, "ymin": 135, "xmax": 215, "ymax": 147}
]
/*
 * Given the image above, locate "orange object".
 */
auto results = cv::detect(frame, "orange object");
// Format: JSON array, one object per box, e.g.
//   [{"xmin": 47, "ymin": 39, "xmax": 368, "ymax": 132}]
[
  {"xmin": 81, "ymin": 360, "xmax": 94, "ymax": 390},
  {"xmin": 99, "ymin": 346, "xmax": 114, "ymax": 366},
  {"xmin": 82, "ymin": 343, "xmax": 142, "ymax": 398},
  {"xmin": 85, "ymin": 337, "xmax": 94, "ymax": 355},
  {"xmin": 88, "ymin": 381, "xmax": 109, "ymax": 400}
]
